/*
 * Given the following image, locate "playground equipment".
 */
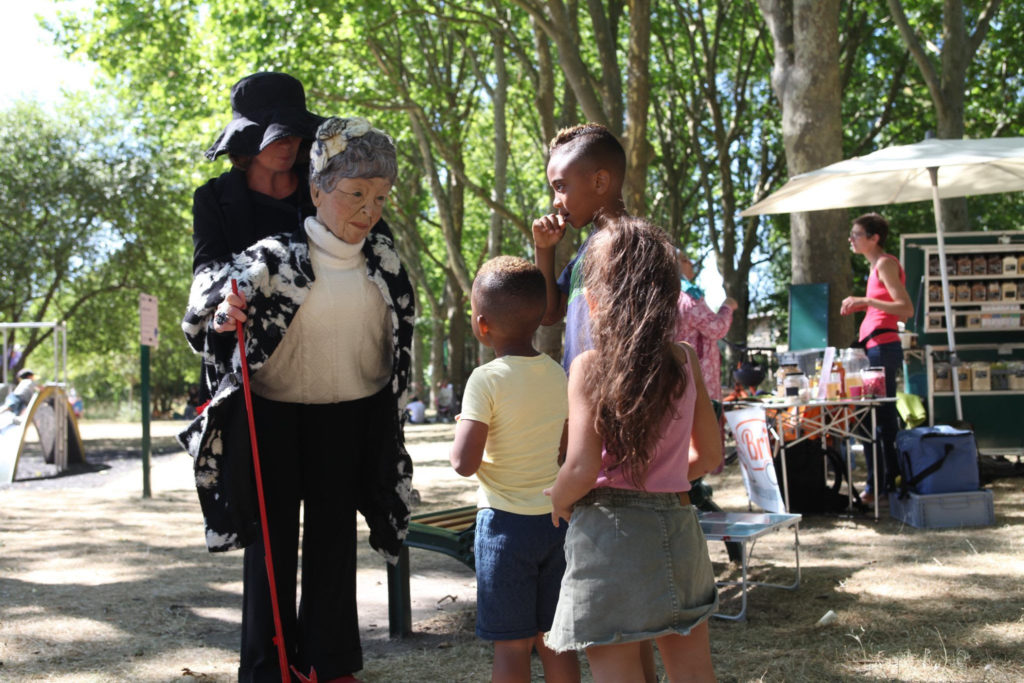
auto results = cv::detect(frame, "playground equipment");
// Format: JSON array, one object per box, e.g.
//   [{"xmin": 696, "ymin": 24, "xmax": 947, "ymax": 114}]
[{"xmin": 0, "ymin": 322, "xmax": 84, "ymax": 483}]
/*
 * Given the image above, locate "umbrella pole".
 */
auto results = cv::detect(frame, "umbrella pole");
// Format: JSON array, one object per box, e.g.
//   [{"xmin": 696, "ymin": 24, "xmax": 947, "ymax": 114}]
[{"xmin": 928, "ymin": 168, "xmax": 964, "ymax": 421}]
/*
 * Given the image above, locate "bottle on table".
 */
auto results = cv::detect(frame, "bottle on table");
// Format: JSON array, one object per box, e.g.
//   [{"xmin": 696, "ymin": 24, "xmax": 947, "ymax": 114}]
[{"xmin": 840, "ymin": 348, "xmax": 869, "ymax": 399}]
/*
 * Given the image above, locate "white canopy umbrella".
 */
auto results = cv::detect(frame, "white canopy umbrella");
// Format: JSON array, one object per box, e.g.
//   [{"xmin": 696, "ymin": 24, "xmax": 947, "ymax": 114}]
[{"xmin": 742, "ymin": 137, "xmax": 1024, "ymax": 420}]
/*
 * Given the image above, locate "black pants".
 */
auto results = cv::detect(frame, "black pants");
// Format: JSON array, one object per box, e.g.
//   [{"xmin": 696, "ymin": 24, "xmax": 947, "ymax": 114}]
[
  {"xmin": 239, "ymin": 388, "xmax": 391, "ymax": 682},
  {"xmin": 866, "ymin": 341, "xmax": 903, "ymax": 494}
]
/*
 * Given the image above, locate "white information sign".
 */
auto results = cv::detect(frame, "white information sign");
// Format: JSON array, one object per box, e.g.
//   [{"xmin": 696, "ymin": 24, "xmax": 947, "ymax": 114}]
[
  {"xmin": 139, "ymin": 293, "xmax": 159, "ymax": 348},
  {"xmin": 725, "ymin": 407, "xmax": 785, "ymax": 513}
]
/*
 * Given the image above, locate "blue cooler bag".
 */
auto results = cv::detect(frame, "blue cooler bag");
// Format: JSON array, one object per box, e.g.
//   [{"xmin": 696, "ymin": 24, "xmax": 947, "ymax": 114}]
[{"xmin": 895, "ymin": 426, "xmax": 979, "ymax": 498}]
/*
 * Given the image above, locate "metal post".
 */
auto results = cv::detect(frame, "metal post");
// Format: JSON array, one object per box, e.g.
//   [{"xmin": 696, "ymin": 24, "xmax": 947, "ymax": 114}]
[
  {"xmin": 55, "ymin": 324, "xmax": 67, "ymax": 472},
  {"xmin": 928, "ymin": 167, "xmax": 963, "ymax": 421},
  {"xmin": 140, "ymin": 344, "xmax": 151, "ymax": 499},
  {"xmin": 871, "ymin": 405, "xmax": 879, "ymax": 520}
]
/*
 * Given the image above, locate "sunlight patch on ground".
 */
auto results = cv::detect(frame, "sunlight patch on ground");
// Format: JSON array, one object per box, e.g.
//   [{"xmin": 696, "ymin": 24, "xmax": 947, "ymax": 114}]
[
  {"xmin": 188, "ymin": 606, "xmax": 240, "ymax": 625},
  {"xmin": 17, "ymin": 558, "xmax": 150, "ymax": 585},
  {"xmin": 204, "ymin": 580, "xmax": 243, "ymax": 595},
  {"xmin": 3, "ymin": 614, "xmax": 125, "ymax": 643}
]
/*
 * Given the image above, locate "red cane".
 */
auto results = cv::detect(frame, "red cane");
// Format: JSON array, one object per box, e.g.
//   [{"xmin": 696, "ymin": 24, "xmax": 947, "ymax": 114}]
[{"xmin": 231, "ymin": 279, "xmax": 317, "ymax": 683}]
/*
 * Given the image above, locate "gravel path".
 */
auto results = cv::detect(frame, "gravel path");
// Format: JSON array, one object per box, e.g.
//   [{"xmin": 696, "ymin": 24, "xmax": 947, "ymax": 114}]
[{"xmin": 2, "ymin": 419, "xmax": 478, "ymax": 655}]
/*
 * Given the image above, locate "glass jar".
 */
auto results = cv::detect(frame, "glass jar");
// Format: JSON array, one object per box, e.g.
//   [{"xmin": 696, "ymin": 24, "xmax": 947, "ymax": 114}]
[
  {"xmin": 840, "ymin": 347, "xmax": 870, "ymax": 375},
  {"xmin": 784, "ymin": 372, "xmax": 809, "ymax": 400},
  {"xmin": 776, "ymin": 364, "xmax": 799, "ymax": 397},
  {"xmin": 826, "ymin": 372, "xmax": 841, "ymax": 399},
  {"xmin": 861, "ymin": 367, "xmax": 887, "ymax": 399}
]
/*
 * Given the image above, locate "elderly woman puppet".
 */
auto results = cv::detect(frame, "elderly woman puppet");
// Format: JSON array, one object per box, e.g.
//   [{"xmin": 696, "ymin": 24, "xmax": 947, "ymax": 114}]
[{"xmin": 179, "ymin": 117, "xmax": 415, "ymax": 683}]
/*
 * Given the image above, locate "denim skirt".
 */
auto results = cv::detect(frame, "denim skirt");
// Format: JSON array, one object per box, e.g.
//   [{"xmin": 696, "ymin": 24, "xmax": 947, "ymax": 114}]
[{"xmin": 545, "ymin": 488, "xmax": 718, "ymax": 652}]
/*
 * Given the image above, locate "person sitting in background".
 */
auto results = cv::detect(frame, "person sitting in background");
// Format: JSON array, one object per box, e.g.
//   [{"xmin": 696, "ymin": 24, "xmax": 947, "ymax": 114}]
[
  {"xmin": 1, "ymin": 369, "xmax": 37, "ymax": 423},
  {"xmin": 674, "ymin": 249, "xmax": 738, "ymax": 401},
  {"xmin": 67, "ymin": 387, "xmax": 84, "ymax": 419},
  {"xmin": 436, "ymin": 379, "xmax": 456, "ymax": 422},
  {"xmin": 405, "ymin": 395, "xmax": 427, "ymax": 424}
]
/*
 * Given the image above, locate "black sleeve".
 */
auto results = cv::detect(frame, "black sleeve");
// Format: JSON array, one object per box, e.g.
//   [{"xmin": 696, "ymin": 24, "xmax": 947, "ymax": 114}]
[
  {"xmin": 372, "ymin": 216, "xmax": 395, "ymax": 241},
  {"xmin": 192, "ymin": 180, "xmax": 230, "ymax": 274}
]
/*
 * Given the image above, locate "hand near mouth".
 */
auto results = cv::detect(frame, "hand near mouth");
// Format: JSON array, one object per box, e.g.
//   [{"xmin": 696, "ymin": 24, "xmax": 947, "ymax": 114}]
[{"xmin": 532, "ymin": 213, "xmax": 568, "ymax": 249}]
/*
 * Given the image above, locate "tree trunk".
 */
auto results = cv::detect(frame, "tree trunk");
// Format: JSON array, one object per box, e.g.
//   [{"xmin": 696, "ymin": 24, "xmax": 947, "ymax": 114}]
[
  {"xmin": 430, "ymin": 317, "xmax": 445, "ymax": 409},
  {"xmin": 410, "ymin": 289, "xmax": 426, "ymax": 400},
  {"xmin": 532, "ymin": 15, "xmax": 569, "ymax": 361},
  {"xmin": 446, "ymin": 278, "xmax": 468, "ymax": 391},
  {"xmin": 759, "ymin": 0, "xmax": 854, "ymax": 347},
  {"xmin": 623, "ymin": 0, "xmax": 651, "ymax": 214},
  {"xmin": 489, "ymin": 32, "xmax": 509, "ymax": 260}
]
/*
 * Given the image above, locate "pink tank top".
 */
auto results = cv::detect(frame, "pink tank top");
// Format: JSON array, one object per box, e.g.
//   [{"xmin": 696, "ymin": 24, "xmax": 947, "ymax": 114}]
[
  {"xmin": 595, "ymin": 358, "xmax": 697, "ymax": 492},
  {"xmin": 859, "ymin": 254, "xmax": 905, "ymax": 349}
]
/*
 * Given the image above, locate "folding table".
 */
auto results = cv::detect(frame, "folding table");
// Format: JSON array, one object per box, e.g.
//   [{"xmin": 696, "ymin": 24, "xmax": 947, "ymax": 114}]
[
  {"xmin": 699, "ymin": 510, "xmax": 802, "ymax": 621},
  {"xmin": 731, "ymin": 397, "xmax": 896, "ymax": 519}
]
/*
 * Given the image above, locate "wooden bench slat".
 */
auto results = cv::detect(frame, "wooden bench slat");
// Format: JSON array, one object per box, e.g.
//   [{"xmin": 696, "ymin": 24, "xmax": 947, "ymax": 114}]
[
  {"xmin": 410, "ymin": 508, "xmax": 477, "ymax": 531},
  {"xmin": 411, "ymin": 506, "xmax": 477, "ymax": 524}
]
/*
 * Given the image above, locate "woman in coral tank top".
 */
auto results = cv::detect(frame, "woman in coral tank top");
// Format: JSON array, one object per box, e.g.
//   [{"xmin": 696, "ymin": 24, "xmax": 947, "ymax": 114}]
[{"xmin": 840, "ymin": 212, "xmax": 914, "ymax": 505}]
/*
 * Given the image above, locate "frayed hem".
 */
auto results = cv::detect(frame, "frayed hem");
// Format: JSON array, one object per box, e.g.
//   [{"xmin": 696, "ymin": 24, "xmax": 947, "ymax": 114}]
[{"xmin": 543, "ymin": 607, "xmax": 717, "ymax": 653}]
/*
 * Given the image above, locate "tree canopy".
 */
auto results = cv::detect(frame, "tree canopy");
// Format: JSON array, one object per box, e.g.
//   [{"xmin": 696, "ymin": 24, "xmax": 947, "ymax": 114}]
[
  {"xmin": 16, "ymin": 0, "xmax": 1024, "ymax": 401},
  {"xmin": 0, "ymin": 97, "xmax": 193, "ymax": 410}
]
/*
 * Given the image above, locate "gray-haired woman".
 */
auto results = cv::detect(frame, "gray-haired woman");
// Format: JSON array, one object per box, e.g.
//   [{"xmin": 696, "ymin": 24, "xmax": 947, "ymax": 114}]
[{"xmin": 179, "ymin": 117, "xmax": 415, "ymax": 682}]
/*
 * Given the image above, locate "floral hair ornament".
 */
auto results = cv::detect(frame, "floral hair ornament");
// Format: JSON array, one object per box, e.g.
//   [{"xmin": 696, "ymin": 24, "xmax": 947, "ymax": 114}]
[{"xmin": 310, "ymin": 117, "xmax": 374, "ymax": 172}]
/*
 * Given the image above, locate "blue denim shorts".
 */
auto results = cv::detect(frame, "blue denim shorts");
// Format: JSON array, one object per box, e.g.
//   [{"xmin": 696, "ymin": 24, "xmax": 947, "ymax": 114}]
[
  {"xmin": 474, "ymin": 507, "xmax": 568, "ymax": 641},
  {"xmin": 545, "ymin": 488, "xmax": 718, "ymax": 652},
  {"xmin": 4, "ymin": 394, "xmax": 24, "ymax": 414}
]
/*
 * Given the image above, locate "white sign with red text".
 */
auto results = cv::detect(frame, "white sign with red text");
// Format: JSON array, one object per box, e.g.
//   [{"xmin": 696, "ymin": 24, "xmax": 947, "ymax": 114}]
[{"xmin": 725, "ymin": 407, "xmax": 785, "ymax": 513}]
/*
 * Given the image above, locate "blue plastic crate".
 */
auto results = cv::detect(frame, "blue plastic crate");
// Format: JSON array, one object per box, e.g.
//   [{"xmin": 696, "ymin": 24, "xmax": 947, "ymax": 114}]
[{"xmin": 889, "ymin": 490, "xmax": 994, "ymax": 529}]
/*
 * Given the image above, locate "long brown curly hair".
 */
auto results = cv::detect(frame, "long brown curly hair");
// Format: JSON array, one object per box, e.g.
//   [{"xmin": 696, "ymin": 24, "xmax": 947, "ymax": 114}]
[{"xmin": 582, "ymin": 217, "xmax": 686, "ymax": 488}]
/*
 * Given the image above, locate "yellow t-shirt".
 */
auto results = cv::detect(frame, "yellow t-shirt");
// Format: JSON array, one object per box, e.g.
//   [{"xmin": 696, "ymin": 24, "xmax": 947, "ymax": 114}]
[{"xmin": 459, "ymin": 354, "xmax": 568, "ymax": 515}]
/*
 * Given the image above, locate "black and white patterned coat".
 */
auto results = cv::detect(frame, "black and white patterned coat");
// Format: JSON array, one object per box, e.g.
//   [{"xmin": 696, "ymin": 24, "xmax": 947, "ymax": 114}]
[{"xmin": 177, "ymin": 226, "xmax": 415, "ymax": 563}]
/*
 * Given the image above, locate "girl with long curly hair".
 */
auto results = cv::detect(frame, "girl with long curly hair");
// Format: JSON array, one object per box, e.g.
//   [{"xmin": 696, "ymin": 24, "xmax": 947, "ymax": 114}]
[{"xmin": 545, "ymin": 217, "xmax": 722, "ymax": 682}]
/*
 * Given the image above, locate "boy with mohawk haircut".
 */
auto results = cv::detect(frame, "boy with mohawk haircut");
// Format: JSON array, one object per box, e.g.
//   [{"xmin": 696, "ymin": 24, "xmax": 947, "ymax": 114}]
[
  {"xmin": 450, "ymin": 255, "xmax": 580, "ymax": 683},
  {"xmin": 533, "ymin": 123, "xmax": 629, "ymax": 372}
]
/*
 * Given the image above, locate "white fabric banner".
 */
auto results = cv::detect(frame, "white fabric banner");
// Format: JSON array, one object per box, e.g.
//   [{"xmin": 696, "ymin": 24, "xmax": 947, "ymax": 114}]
[{"xmin": 725, "ymin": 407, "xmax": 785, "ymax": 513}]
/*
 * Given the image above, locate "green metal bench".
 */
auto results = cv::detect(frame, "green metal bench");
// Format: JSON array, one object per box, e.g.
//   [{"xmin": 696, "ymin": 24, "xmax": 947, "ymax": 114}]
[{"xmin": 387, "ymin": 505, "xmax": 477, "ymax": 637}]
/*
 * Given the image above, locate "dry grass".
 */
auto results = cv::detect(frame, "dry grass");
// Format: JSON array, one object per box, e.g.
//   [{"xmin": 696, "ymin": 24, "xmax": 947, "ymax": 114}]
[{"xmin": 1, "ymin": 422, "xmax": 1022, "ymax": 681}]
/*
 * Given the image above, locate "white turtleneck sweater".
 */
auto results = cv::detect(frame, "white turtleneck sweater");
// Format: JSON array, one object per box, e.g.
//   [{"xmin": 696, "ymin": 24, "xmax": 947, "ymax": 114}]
[{"xmin": 250, "ymin": 217, "xmax": 392, "ymax": 403}]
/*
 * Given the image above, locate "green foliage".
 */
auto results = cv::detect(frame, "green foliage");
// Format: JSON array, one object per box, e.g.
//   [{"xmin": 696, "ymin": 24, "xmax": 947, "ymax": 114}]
[
  {"xmin": 39, "ymin": 0, "xmax": 1024, "ymax": 387},
  {"xmin": 0, "ymin": 97, "xmax": 194, "ymax": 411}
]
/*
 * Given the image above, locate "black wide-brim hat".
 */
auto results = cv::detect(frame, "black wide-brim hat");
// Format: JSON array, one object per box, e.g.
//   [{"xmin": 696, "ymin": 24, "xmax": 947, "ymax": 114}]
[{"xmin": 205, "ymin": 72, "xmax": 325, "ymax": 161}]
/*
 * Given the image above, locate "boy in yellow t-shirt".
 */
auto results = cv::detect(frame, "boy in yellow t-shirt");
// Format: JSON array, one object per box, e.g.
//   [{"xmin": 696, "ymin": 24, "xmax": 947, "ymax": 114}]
[{"xmin": 450, "ymin": 256, "xmax": 579, "ymax": 683}]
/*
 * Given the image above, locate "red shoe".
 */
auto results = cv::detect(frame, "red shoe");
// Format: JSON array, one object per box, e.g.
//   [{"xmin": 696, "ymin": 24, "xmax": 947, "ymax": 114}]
[{"xmin": 323, "ymin": 676, "xmax": 363, "ymax": 683}]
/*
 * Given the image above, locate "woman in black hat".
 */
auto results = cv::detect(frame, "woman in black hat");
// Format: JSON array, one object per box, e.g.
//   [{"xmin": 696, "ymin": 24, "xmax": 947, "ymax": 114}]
[
  {"xmin": 193, "ymin": 71, "xmax": 323, "ymax": 274},
  {"xmin": 192, "ymin": 72, "xmax": 322, "ymax": 407}
]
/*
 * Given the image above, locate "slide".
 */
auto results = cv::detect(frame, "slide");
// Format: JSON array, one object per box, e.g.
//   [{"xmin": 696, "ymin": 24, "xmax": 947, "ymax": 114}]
[
  {"xmin": 0, "ymin": 385, "xmax": 85, "ymax": 484},
  {"xmin": 0, "ymin": 410, "xmax": 30, "ymax": 482}
]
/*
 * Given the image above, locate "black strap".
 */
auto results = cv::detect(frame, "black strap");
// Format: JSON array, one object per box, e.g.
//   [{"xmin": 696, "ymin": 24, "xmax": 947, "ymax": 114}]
[
  {"xmin": 899, "ymin": 442, "xmax": 954, "ymax": 499},
  {"xmin": 851, "ymin": 327, "xmax": 899, "ymax": 349}
]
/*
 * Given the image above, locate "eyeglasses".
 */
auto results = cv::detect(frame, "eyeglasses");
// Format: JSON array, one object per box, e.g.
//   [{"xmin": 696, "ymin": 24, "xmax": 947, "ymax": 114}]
[
  {"xmin": 849, "ymin": 230, "xmax": 867, "ymax": 240},
  {"xmin": 335, "ymin": 189, "xmax": 391, "ymax": 209}
]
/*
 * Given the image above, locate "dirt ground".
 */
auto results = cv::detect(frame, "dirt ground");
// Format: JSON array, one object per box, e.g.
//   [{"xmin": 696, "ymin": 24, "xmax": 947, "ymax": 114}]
[{"xmin": 2, "ymin": 420, "xmax": 1023, "ymax": 682}]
